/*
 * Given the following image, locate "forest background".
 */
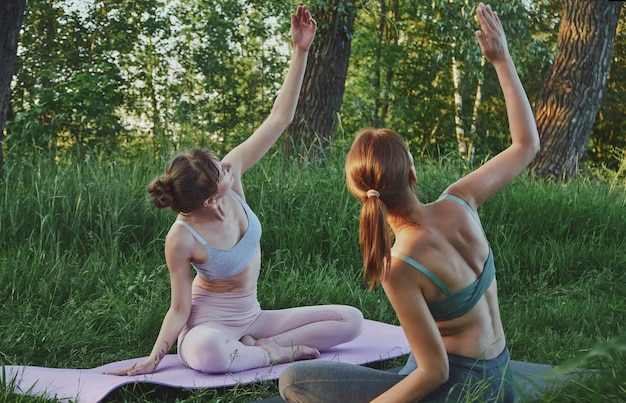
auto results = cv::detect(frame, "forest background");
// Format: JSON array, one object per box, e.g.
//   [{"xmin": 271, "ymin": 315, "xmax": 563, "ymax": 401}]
[{"xmin": 1, "ymin": 0, "xmax": 624, "ymax": 174}]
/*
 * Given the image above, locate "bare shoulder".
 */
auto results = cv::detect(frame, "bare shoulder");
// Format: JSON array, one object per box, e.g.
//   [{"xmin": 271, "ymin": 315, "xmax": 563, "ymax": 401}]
[
  {"xmin": 165, "ymin": 220, "xmax": 190, "ymax": 244},
  {"xmin": 164, "ymin": 222, "xmax": 197, "ymax": 265},
  {"xmin": 439, "ymin": 185, "xmax": 477, "ymax": 211}
]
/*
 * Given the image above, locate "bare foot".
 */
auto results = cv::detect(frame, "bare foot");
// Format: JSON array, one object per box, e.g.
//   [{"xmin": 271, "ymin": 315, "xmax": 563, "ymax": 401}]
[
  {"xmin": 239, "ymin": 335, "xmax": 256, "ymax": 346},
  {"xmin": 255, "ymin": 338, "xmax": 320, "ymax": 364}
]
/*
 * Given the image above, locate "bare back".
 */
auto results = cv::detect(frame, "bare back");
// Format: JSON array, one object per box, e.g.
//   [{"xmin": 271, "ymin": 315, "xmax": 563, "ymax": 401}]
[{"xmin": 389, "ymin": 195, "xmax": 505, "ymax": 360}]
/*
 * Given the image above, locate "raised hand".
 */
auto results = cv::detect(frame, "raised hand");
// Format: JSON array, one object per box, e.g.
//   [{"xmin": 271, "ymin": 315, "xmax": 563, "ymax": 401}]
[
  {"xmin": 475, "ymin": 3, "xmax": 510, "ymax": 64},
  {"xmin": 291, "ymin": 5, "xmax": 317, "ymax": 52}
]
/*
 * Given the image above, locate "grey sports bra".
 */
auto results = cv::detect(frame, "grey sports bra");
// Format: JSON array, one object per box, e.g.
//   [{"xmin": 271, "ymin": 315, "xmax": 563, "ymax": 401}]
[
  {"xmin": 391, "ymin": 194, "xmax": 495, "ymax": 322},
  {"xmin": 174, "ymin": 190, "xmax": 262, "ymax": 280}
]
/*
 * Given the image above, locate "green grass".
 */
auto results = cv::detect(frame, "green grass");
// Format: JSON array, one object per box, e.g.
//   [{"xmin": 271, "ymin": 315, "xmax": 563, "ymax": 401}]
[{"xmin": 1, "ymin": 149, "xmax": 625, "ymax": 402}]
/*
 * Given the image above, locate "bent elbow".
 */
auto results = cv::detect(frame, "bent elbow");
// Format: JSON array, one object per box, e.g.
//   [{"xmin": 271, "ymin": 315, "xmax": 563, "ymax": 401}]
[
  {"xmin": 519, "ymin": 133, "xmax": 540, "ymax": 164},
  {"xmin": 277, "ymin": 114, "xmax": 295, "ymax": 129},
  {"xmin": 170, "ymin": 301, "xmax": 192, "ymax": 319},
  {"xmin": 421, "ymin": 362, "xmax": 449, "ymax": 389},
  {"xmin": 267, "ymin": 108, "xmax": 295, "ymax": 129},
  {"xmin": 435, "ymin": 365, "xmax": 449, "ymax": 386},
  {"xmin": 529, "ymin": 126, "xmax": 541, "ymax": 155},
  {"xmin": 530, "ymin": 137, "xmax": 541, "ymax": 157}
]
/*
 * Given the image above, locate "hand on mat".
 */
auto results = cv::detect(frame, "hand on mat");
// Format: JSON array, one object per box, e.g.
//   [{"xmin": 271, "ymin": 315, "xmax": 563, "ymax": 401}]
[{"xmin": 103, "ymin": 357, "xmax": 157, "ymax": 376}]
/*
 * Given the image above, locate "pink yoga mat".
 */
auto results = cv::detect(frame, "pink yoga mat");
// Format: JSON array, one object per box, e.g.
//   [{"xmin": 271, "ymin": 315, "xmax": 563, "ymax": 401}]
[{"xmin": 3, "ymin": 319, "xmax": 409, "ymax": 403}]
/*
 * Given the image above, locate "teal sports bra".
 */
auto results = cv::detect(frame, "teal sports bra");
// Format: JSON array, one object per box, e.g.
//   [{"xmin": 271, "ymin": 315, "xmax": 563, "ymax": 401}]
[{"xmin": 391, "ymin": 194, "xmax": 495, "ymax": 322}]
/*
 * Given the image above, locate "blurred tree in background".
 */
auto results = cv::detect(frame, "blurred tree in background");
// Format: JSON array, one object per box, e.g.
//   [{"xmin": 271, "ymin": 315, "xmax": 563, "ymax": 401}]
[
  {"xmin": 0, "ymin": 0, "xmax": 26, "ymax": 179},
  {"xmin": 529, "ymin": 0, "xmax": 623, "ymax": 180},
  {"xmin": 285, "ymin": 0, "xmax": 357, "ymax": 158}
]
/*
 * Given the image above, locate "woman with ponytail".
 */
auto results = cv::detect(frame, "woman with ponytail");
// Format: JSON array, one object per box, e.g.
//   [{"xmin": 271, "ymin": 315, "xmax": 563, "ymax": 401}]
[{"xmin": 280, "ymin": 3, "xmax": 539, "ymax": 402}]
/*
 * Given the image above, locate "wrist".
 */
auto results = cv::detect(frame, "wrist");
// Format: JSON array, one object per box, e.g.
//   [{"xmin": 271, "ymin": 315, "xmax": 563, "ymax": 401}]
[{"xmin": 293, "ymin": 47, "xmax": 309, "ymax": 56}]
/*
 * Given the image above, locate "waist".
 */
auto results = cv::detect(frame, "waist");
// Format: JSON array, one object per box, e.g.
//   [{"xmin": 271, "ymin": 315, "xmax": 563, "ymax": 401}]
[
  {"xmin": 191, "ymin": 284, "xmax": 257, "ymax": 300},
  {"xmin": 193, "ymin": 266, "xmax": 257, "ymax": 293},
  {"xmin": 188, "ymin": 285, "xmax": 260, "ymax": 322},
  {"xmin": 400, "ymin": 345, "xmax": 511, "ymax": 376},
  {"xmin": 447, "ymin": 344, "xmax": 511, "ymax": 369}
]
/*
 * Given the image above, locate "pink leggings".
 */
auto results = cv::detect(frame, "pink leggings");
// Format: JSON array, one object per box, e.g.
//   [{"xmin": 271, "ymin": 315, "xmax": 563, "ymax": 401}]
[{"xmin": 177, "ymin": 286, "xmax": 363, "ymax": 374}]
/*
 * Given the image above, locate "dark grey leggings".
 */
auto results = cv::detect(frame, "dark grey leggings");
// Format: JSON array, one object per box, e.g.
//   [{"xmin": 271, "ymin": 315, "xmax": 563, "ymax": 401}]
[{"xmin": 279, "ymin": 346, "xmax": 515, "ymax": 402}]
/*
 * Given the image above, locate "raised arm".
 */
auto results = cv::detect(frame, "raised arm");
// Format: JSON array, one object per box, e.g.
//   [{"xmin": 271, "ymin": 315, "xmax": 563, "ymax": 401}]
[
  {"xmin": 223, "ymin": 5, "xmax": 316, "ymax": 177},
  {"xmin": 445, "ymin": 3, "xmax": 540, "ymax": 209}
]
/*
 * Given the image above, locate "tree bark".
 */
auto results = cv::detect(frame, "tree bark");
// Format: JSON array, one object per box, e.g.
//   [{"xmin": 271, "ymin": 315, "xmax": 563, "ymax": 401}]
[
  {"xmin": 0, "ymin": 0, "xmax": 26, "ymax": 179},
  {"xmin": 529, "ymin": 0, "xmax": 623, "ymax": 180},
  {"xmin": 284, "ymin": 0, "xmax": 357, "ymax": 158}
]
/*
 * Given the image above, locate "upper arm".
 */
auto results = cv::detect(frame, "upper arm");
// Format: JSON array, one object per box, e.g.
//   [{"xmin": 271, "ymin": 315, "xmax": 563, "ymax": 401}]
[
  {"xmin": 164, "ymin": 229, "xmax": 194, "ymax": 314},
  {"xmin": 445, "ymin": 140, "xmax": 539, "ymax": 209},
  {"xmin": 221, "ymin": 118, "xmax": 285, "ymax": 200},
  {"xmin": 223, "ymin": 114, "xmax": 288, "ymax": 176},
  {"xmin": 384, "ymin": 265, "xmax": 447, "ymax": 374},
  {"xmin": 376, "ymin": 263, "xmax": 448, "ymax": 401}
]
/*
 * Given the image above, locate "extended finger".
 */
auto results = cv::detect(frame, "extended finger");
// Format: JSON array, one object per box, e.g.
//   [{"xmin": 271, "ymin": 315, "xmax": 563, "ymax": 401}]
[
  {"xmin": 296, "ymin": 5, "xmax": 308, "ymax": 21},
  {"xmin": 477, "ymin": 4, "xmax": 498, "ymax": 35}
]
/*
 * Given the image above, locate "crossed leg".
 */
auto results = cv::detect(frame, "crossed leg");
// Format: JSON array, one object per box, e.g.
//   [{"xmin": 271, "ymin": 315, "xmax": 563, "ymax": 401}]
[{"xmin": 178, "ymin": 304, "xmax": 363, "ymax": 374}]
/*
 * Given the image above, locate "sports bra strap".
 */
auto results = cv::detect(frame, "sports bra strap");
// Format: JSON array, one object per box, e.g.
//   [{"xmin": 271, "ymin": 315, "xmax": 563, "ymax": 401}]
[
  {"xmin": 391, "ymin": 251, "xmax": 452, "ymax": 295},
  {"xmin": 439, "ymin": 194, "xmax": 478, "ymax": 222},
  {"xmin": 439, "ymin": 194, "xmax": 487, "ymax": 239},
  {"xmin": 174, "ymin": 220, "xmax": 210, "ymax": 247}
]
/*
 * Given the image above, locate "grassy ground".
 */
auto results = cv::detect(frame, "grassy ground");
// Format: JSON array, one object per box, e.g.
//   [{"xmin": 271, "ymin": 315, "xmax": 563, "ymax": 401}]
[{"xmin": 1, "ymin": 149, "xmax": 625, "ymax": 402}]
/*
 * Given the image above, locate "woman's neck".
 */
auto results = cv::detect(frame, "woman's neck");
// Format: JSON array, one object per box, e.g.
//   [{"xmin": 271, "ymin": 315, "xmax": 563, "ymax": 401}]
[
  {"xmin": 387, "ymin": 193, "xmax": 423, "ymax": 233},
  {"xmin": 186, "ymin": 195, "xmax": 229, "ymax": 223}
]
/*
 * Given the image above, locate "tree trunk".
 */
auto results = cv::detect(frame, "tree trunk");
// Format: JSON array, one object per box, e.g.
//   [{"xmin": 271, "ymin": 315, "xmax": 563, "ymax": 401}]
[
  {"xmin": 451, "ymin": 55, "xmax": 467, "ymax": 156},
  {"xmin": 0, "ymin": 0, "xmax": 26, "ymax": 179},
  {"xmin": 284, "ymin": 0, "xmax": 357, "ymax": 158},
  {"xmin": 529, "ymin": 0, "xmax": 623, "ymax": 180},
  {"xmin": 372, "ymin": 0, "xmax": 399, "ymax": 129},
  {"xmin": 470, "ymin": 57, "xmax": 485, "ymax": 139}
]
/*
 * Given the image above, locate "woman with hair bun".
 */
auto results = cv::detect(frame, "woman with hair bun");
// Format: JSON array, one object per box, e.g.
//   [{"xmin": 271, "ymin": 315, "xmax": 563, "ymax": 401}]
[{"xmin": 106, "ymin": 5, "xmax": 362, "ymax": 377}]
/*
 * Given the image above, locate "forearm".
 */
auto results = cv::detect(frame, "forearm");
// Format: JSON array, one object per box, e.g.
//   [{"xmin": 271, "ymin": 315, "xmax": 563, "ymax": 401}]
[
  {"xmin": 493, "ymin": 58, "xmax": 539, "ymax": 151},
  {"xmin": 268, "ymin": 47, "xmax": 309, "ymax": 126},
  {"xmin": 371, "ymin": 369, "xmax": 445, "ymax": 403},
  {"xmin": 147, "ymin": 309, "xmax": 189, "ymax": 370}
]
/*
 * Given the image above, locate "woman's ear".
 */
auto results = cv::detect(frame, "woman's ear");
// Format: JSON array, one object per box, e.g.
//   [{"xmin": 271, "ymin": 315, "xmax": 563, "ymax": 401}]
[
  {"xmin": 203, "ymin": 198, "xmax": 213, "ymax": 208},
  {"xmin": 409, "ymin": 165, "xmax": 417, "ymax": 184}
]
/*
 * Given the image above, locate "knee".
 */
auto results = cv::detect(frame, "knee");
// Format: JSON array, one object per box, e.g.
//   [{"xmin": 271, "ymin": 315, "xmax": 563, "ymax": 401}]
[
  {"xmin": 278, "ymin": 363, "xmax": 296, "ymax": 390},
  {"xmin": 339, "ymin": 306, "xmax": 364, "ymax": 339},
  {"xmin": 181, "ymin": 328, "xmax": 233, "ymax": 373},
  {"xmin": 279, "ymin": 363, "xmax": 308, "ymax": 402}
]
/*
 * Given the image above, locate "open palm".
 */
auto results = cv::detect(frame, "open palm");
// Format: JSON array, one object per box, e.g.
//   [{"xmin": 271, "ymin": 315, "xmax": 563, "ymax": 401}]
[{"xmin": 291, "ymin": 5, "xmax": 317, "ymax": 52}]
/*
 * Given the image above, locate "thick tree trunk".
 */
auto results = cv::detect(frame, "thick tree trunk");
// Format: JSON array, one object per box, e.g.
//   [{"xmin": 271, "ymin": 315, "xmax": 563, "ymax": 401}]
[
  {"xmin": 285, "ymin": 0, "xmax": 357, "ymax": 158},
  {"xmin": 529, "ymin": 0, "xmax": 623, "ymax": 180},
  {"xmin": 0, "ymin": 0, "xmax": 27, "ymax": 179}
]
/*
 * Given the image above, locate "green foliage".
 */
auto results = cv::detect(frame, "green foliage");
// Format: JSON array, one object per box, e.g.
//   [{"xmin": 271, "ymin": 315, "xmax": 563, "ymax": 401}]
[
  {"xmin": 342, "ymin": 0, "xmax": 557, "ymax": 162},
  {"xmin": 8, "ymin": 0, "xmax": 136, "ymax": 158},
  {"xmin": 1, "ymin": 150, "xmax": 625, "ymax": 401},
  {"xmin": 7, "ymin": 0, "xmax": 289, "ymax": 163},
  {"xmin": 5, "ymin": 0, "xmax": 624, "ymax": 170},
  {"xmin": 172, "ymin": 0, "xmax": 287, "ymax": 155}
]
